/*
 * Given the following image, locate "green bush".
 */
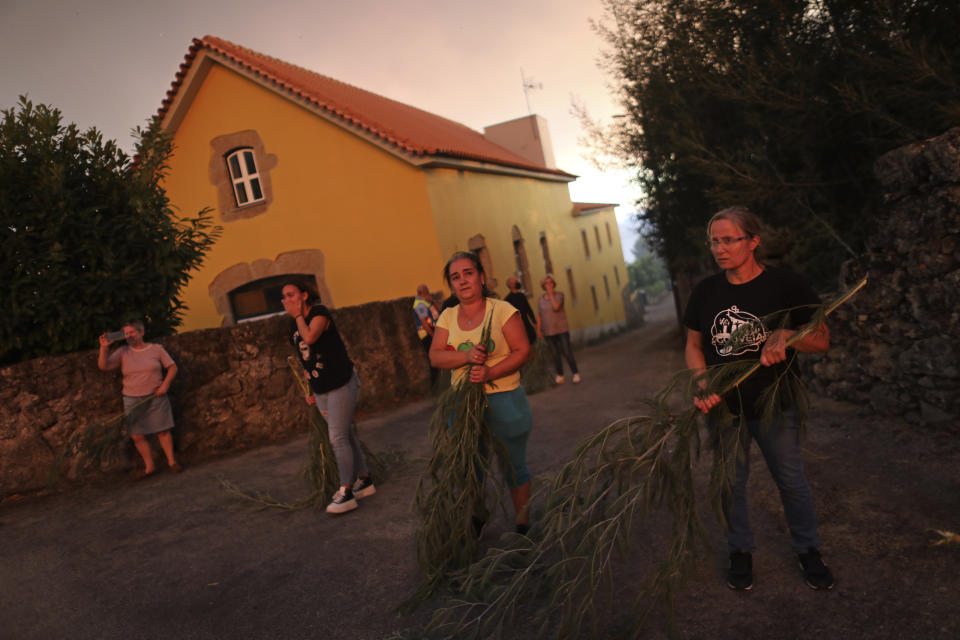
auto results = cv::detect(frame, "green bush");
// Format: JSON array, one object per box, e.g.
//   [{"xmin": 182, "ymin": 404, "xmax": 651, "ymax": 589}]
[{"xmin": 0, "ymin": 97, "xmax": 221, "ymax": 364}]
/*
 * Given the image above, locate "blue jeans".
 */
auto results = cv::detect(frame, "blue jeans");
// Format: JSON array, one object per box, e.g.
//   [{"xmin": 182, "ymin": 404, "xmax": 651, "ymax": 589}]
[
  {"xmin": 314, "ymin": 371, "xmax": 368, "ymax": 487},
  {"xmin": 484, "ymin": 387, "xmax": 533, "ymax": 487},
  {"xmin": 718, "ymin": 414, "xmax": 821, "ymax": 553}
]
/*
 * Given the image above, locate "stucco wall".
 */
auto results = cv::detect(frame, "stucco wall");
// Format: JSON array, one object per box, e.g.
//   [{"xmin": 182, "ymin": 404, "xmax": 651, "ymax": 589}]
[
  {"xmin": 0, "ymin": 297, "xmax": 429, "ymax": 501},
  {"xmin": 164, "ymin": 63, "xmax": 446, "ymax": 331},
  {"xmin": 424, "ymin": 168, "xmax": 627, "ymax": 335}
]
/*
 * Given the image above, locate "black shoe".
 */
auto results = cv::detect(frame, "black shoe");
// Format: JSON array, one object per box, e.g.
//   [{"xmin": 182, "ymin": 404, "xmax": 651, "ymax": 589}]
[
  {"xmin": 515, "ymin": 523, "xmax": 530, "ymax": 536},
  {"xmin": 727, "ymin": 551, "xmax": 753, "ymax": 591},
  {"xmin": 352, "ymin": 475, "xmax": 376, "ymax": 499},
  {"xmin": 325, "ymin": 487, "xmax": 358, "ymax": 514},
  {"xmin": 798, "ymin": 548, "xmax": 835, "ymax": 590}
]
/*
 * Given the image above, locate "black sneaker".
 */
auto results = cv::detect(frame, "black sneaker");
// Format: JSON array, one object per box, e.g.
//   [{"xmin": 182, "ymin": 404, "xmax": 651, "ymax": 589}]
[
  {"xmin": 326, "ymin": 487, "xmax": 358, "ymax": 514},
  {"xmin": 515, "ymin": 523, "xmax": 530, "ymax": 536},
  {"xmin": 727, "ymin": 551, "xmax": 753, "ymax": 591},
  {"xmin": 798, "ymin": 548, "xmax": 835, "ymax": 590},
  {"xmin": 352, "ymin": 475, "xmax": 376, "ymax": 499}
]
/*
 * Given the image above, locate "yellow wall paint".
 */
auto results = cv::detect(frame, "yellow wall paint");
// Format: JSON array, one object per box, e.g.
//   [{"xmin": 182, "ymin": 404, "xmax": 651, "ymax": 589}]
[
  {"xmin": 164, "ymin": 64, "xmax": 446, "ymax": 331},
  {"xmin": 423, "ymin": 170, "xmax": 626, "ymax": 332}
]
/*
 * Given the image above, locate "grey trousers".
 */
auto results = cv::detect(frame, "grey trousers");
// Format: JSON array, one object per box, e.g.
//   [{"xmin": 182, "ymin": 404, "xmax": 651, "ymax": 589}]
[{"xmin": 314, "ymin": 371, "xmax": 368, "ymax": 487}]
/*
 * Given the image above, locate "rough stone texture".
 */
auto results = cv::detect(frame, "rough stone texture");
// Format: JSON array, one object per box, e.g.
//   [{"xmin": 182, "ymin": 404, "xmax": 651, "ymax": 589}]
[
  {"xmin": 808, "ymin": 127, "xmax": 960, "ymax": 428},
  {"xmin": 0, "ymin": 297, "xmax": 429, "ymax": 499}
]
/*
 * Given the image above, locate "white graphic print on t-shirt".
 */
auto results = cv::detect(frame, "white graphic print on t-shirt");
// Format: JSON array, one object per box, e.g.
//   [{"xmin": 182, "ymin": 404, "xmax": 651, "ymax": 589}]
[{"xmin": 710, "ymin": 306, "xmax": 767, "ymax": 357}]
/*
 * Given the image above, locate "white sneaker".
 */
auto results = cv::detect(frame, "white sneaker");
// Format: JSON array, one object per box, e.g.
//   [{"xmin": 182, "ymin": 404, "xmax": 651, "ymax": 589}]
[
  {"xmin": 326, "ymin": 487, "xmax": 358, "ymax": 514},
  {"xmin": 555, "ymin": 375, "xmax": 565, "ymax": 384},
  {"xmin": 352, "ymin": 476, "xmax": 376, "ymax": 499},
  {"xmin": 572, "ymin": 373, "xmax": 581, "ymax": 384}
]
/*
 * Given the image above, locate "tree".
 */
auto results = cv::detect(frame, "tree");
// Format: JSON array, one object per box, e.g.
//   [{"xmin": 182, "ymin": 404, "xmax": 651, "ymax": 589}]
[
  {"xmin": 0, "ymin": 97, "xmax": 221, "ymax": 364},
  {"xmin": 626, "ymin": 234, "xmax": 671, "ymax": 298},
  {"xmin": 590, "ymin": 0, "xmax": 960, "ymax": 289}
]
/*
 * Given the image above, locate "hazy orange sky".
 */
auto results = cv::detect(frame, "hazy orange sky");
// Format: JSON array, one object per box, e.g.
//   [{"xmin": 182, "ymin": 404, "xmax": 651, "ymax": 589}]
[{"xmin": 0, "ymin": 0, "xmax": 642, "ymax": 259}]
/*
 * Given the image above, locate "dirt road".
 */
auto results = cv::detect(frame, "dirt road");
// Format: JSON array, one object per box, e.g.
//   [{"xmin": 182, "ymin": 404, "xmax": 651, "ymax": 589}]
[{"xmin": 1, "ymin": 298, "xmax": 957, "ymax": 639}]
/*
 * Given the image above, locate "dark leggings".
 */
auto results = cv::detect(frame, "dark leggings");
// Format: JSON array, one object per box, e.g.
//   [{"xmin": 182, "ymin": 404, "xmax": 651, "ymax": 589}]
[{"xmin": 545, "ymin": 332, "xmax": 578, "ymax": 376}]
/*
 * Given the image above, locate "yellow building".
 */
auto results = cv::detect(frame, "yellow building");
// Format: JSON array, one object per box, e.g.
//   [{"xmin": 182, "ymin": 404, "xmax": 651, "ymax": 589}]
[{"xmin": 158, "ymin": 36, "xmax": 627, "ymax": 341}]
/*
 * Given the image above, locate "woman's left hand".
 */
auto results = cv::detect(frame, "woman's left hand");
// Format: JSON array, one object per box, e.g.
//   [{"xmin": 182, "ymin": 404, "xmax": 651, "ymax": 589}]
[
  {"xmin": 760, "ymin": 329, "xmax": 793, "ymax": 366},
  {"xmin": 469, "ymin": 364, "xmax": 491, "ymax": 384},
  {"xmin": 154, "ymin": 384, "xmax": 169, "ymax": 397}
]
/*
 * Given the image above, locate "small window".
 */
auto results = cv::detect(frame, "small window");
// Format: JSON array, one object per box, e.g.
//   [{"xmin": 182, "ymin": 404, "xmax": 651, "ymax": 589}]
[
  {"xmin": 229, "ymin": 273, "xmax": 317, "ymax": 322},
  {"xmin": 512, "ymin": 226, "xmax": 533, "ymax": 293},
  {"xmin": 226, "ymin": 148, "xmax": 265, "ymax": 207},
  {"xmin": 539, "ymin": 232, "xmax": 553, "ymax": 274},
  {"xmin": 581, "ymin": 230, "xmax": 591, "ymax": 259},
  {"xmin": 603, "ymin": 274, "xmax": 611, "ymax": 299},
  {"xmin": 590, "ymin": 285, "xmax": 599, "ymax": 314},
  {"xmin": 594, "ymin": 225, "xmax": 602, "ymax": 252},
  {"xmin": 565, "ymin": 267, "xmax": 578, "ymax": 303},
  {"xmin": 613, "ymin": 265, "xmax": 621, "ymax": 287},
  {"xmin": 605, "ymin": 222, "xmax": 613, "ymax": 246}
]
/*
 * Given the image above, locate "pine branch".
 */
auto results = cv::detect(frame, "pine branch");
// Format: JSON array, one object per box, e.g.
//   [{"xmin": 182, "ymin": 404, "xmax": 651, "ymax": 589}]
[
  {"xmin": 219, "ymin": 356, "xmax": 384, "ymax": 511},
  {"xmin": 47, "ymin": 396, "xmax": 153, "ymax": 486},
  {"xmin": 419, "ymin": 276, "xmax": 868, "ymax": 639},
  {"xmin": 405, "ymin": 311, "xmax": 514, "ymax": 610}
]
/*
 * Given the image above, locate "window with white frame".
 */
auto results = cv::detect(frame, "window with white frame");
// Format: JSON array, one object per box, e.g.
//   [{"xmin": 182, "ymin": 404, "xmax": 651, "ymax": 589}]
[{"xmin": 226, "ymin": 147, "xmax": 265, "ymax": 207}]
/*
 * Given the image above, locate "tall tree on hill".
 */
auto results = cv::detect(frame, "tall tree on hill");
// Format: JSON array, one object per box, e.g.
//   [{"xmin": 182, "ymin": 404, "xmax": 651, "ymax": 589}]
[
  {"xmin": 0, "ymin": 97, "xmax": 221, "ymax": 365},
  {"xmin": 591, "ymin": 0, "xmax": 960, "ymax": 289}
]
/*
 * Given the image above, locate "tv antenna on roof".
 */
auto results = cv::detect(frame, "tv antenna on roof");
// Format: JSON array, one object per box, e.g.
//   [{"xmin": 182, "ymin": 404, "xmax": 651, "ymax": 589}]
[{"xmin": 521, "ymin": 68, "xmax": 543, "ymax": 114}]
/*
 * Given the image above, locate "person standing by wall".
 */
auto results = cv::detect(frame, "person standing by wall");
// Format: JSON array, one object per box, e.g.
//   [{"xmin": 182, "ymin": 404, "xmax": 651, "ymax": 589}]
[
  {"xmin": 97, "ymin": 320, "xmax": 181, "ymax": 478},
  {"xmin": 504, "ymin": 276, "xmax": 539, "ymax": 346},
  {"xmin": 282, "ymin": 280, "xmax": 374, "ymax": 515},
  {"xmin": 536, "ymin": 275, "xmax": 580, "ymax": 384},
  {"xmin": 413, "ymin": 284, "xmax": 440, "ymax": 387},
  {"xmin": 683, "ymin": 206, "xmax": 834, "ymax": 591}
]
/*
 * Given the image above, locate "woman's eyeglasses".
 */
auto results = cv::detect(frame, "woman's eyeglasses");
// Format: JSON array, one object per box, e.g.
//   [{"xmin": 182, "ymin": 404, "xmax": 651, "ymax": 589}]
[{"xmin": 707, "ymin": 235, "xmax": 750, "ymax": 248}]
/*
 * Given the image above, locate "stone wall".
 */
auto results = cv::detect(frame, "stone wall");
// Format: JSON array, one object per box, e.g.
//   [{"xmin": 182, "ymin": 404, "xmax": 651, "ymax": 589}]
[
  {"xmin": 0, "ymin": 297, "xmax": 430, "ymax": 500},
  {"xmin": 809, "ymin": 128, "xmax": 960, "ymax": 427}
]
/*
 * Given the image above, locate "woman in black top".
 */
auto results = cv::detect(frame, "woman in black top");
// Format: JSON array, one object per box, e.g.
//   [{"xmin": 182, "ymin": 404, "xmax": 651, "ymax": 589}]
[{"xmin": 282, "ymin": 281, "xmax": 374, "ymax": 515}]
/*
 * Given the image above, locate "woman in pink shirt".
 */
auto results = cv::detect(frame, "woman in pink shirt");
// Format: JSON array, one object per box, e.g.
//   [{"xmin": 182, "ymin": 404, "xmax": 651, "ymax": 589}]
[{"xmin": 98, "ymin": 320, "xmax": 181, "ymax": 477}]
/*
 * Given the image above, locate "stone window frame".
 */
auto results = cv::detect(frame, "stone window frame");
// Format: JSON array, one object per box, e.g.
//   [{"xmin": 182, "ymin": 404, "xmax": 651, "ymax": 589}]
[
  {"xmin": 467, "ymin": 234, "xmax": 498, "ymax": 290},
  {"xmin": 209, "ymin": 130, "xmax": 278, "ymax": 222},
  {"xmin": 511, "ymin": 225, "xmax": 533, "ymax": 294},
  {"xmin": 208, "ymin": 249, "xmax": 332, "ymax": 327},
  {"xmin": 565, "ymin": 266, "xmax": 578, "ymax": 305},
  {"xmin": 539, "ymin": 231, "xmax": 554, "ymax": 275}
]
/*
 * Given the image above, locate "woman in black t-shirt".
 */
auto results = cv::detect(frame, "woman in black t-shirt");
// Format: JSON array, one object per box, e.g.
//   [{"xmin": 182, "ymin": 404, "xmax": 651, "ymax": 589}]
[
  {"xmin": 282, "ymin": 280, "xmax": 374, "ymax": 515},
  {"xmin": 683, "ymin": 206, "xmax": 835, "ymax": 592}
]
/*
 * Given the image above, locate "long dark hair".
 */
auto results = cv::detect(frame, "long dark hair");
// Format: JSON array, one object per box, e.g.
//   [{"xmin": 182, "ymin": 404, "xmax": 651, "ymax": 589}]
[
  {"xmin": 442, "ymin": 251, "xmax": 493, "ymax": 298},
  {"xmin": 281, "ymin": 279, "xmax": 321, "ymax": 305}
]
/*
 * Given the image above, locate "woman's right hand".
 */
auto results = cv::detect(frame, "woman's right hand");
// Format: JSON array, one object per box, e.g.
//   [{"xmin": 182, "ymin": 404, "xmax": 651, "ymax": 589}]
[
  {"xmin": 283, "ymin": 296, "xmax": 304, "ymax": 318},
  {"xmin": 693, "ymin": 392, "xmax": 722, "ymax": 414},
  {"xmin": 305, "ymin": 393, "xmax": 315, "ymax": 406},
  {"xmin": 98, "ymin": 333, "xmax": 110, "ymax": 348}
]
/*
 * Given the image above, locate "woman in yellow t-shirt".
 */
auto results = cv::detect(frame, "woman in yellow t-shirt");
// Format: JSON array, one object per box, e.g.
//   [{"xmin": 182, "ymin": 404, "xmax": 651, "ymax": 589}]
[{"xmin": 430, "ymin": 251, "xmax": 534, "ymax": 534}]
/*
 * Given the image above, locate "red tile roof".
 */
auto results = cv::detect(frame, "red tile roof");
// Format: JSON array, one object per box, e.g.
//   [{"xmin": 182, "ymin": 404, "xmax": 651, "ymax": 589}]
[
  {"xmin": 158, "ymin": 36, "xmax": 575, "ymax": 178},
  {"xmin": 572, "ymin": 202, "xmax": 619, "ymax": 216}
]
